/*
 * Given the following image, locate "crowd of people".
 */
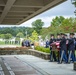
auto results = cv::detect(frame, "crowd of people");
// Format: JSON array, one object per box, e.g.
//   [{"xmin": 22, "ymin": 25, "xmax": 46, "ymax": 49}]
[
  {"xmin": 22, "ymin": 39, "xmax": 30, "ymax": 47},
  {"xmin": 49, "ymin": 33, "xmax": 76, "ymax": 64}
]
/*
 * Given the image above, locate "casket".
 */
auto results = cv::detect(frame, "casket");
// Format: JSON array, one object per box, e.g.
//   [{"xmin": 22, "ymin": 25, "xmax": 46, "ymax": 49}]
[
  {"xmin": 50, "ymin": 42, "xmax": 60, "ymax": 51},
  {"xmin": 50, "ymin": 42, "xmax": 57, "ymax": 51},
  {"xmin": 56, "ymin": 42, "xmax": 60, "ymax": 50}
]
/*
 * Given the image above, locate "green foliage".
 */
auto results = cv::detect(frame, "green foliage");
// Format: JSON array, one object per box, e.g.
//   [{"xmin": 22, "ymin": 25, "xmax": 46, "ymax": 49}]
[
  {"xmin": 4, "ymin": 33, "xmax": 12, "ymax": 40},
  {"xmin": 0, "ymin": 41, "xmax": 5, "ymax": 45},
  {"xmin": 40, "ymin": 16, "xmax": 76, "ymax": 39},
  {"xmin": 40, "ymin": 28, "xmax": 49, "ymax": 39},
  {"xmin": 0, "ymin": 27, "xmax": 34, "ymax": 37},
  {"xmin": 15, "ymin": 37, "xmax": 20, "ymax": 41},
  {"xmin": 0, "ymin": 34, "xmax": 5, "ymax": 39},
  {"xmin": 29, "ymin": 30, "xmax": 38, "ymax": 43},
  {"xmin": 32, "ymin": 19, "xmax": 44, "ymax": 34},
  {"xmin": 35, "ymin": 46, "xmax": 50, "ymax": 53},
  {"xmin": 61, "ymin": 17, "xmax": 76, "ymax": 33},
  {"xmin": 16, "ymin": 32, "xmax": 24, "ymax": 38},
  {"xmin": 51, "ymin": 16, "xmax": 65, "ymax": 27}
]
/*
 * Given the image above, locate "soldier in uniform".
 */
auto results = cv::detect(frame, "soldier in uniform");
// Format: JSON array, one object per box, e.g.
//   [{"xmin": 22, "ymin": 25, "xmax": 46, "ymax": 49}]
[
  {"xmin": 74, "ymin": 37, "xmax": 76, "ymax": 61},
  {"xmin": 65, "ymin": 34, "xmax": 69, "ymax": 60},
  {"xmin": 74, "ymin": 37, "xmax": 76, "ymax": 50},
  {"xmin": 59, "ymin": 33, "xmax": 68, "ymax": 63},
  {"xmin": 68, "ymin": 33, "xmax": 75, "ymax": 63},
  {"xmin": 49, "ymin": 34, "xmax": 57, "ymax": 62},
  {"xmin": 56, "ymin": 33, "xmax": 61, "ymax": 62}
]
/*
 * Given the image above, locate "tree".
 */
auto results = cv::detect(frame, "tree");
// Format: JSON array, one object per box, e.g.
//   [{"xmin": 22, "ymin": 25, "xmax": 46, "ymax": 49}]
[
  {"xmin": 40, "ymin": 16, "xmax": 76, "ymax": 39},
  {"xmin": 29, "ymin": 30, "xmax": 38, "ymax": 42},
  {"xmin": 4, "ymin": 33, "xmax": 12, "ymax": 40},
  {"xmin": 61, "ymin": 17, "xmax": 76, "ymax": 33},
  {"xmin": 32, "ymin": 19, "xmax": 44, "ymax": 34},
  {"xmin": 0, "ymin": 34, "xmax": 5, "ymax": 39},
  {"xmin": 0, "ymin": 27, "xmax": 34, "ymax": 37},
  {"xmin": 51, "ymin": 16, "xmax": 65, "ymax": 27},
  {"xmin": 16, "ymin": 32, "xmax": 24, "ymax": 38}
]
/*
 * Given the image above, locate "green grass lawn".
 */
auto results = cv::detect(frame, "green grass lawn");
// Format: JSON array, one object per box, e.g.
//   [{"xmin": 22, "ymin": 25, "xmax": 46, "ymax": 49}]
[
  {"xmin": 0, "ymin": 41, "xmax": 5, "ymax": 45},
  {"xmin": 0, "ymin": 41, "xmax": 21, "ymax": 47}
]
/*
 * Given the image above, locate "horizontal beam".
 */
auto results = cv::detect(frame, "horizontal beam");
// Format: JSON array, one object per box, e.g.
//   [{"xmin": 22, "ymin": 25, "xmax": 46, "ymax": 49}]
[
  {"xmin": 12, "ymin": 5, "xmax": 43, "ymax": 8},
  {"xmin": 0, "ymin": 4, "xmax": 5, "ymax": 6},
  {"xmin": 13, "ymin": 0, "xmax": 44, "ymax": 8},
  {"xmin": 5, "ymin": 18, "xmax": 23, "ymax": 19},
  {"xmin": 10, "ymin": 7, "xmax": 37, "ymax": 11},
  {"xmin": 3, "ymin": 19, "xmax": 20, "ymax": 22},
  {"xmin": 9, "ymin": 10, "xmax": 34, "ymax": 13},
  {"xmin": 7, "ymin": 12, "xmax": 30, "ymax": 15},
  {"xmin": 7, "ymin": 15, "xmax": 28, "ymax": 17}
]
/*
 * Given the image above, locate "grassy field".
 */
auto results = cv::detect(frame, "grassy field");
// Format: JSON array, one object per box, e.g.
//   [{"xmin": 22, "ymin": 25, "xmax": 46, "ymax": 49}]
[
  {"xmin": 0, "ymin": 41, "xmax": 5, "ymax": 45},
  {"xmin": 0, "ymin": 41, "xmax": 21, "ymax": 47}
]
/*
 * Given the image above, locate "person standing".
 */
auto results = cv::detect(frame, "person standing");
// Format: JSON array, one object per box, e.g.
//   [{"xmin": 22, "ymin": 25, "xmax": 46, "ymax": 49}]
[
  {"xmin": 74, "ymin": 37, "xmax": 76, "ymax": 61},
  {"xmin": 45, "ymin": 39, "xmax": 49, "ymax": 48},
  {"xmin": 74, "ymin": 37, "xmax": 76, "ymax": 50},
  {"xmin": 68, "ymin": 33, "xmax": 75, "ymax": 63},
  {"xmin": 59, "ymin": 33, "xmax": 68, "ymax": 63},
  {"xmin": 56, "ymin": 33, "xmax": 61, "ymax": 62},
  {"xmin": 22, "ymin": 40, "xmax": 25, "ymax": 47},
  {"xmin": 49, "ymin": 34, "xmax": 57, "ymax": 62}
]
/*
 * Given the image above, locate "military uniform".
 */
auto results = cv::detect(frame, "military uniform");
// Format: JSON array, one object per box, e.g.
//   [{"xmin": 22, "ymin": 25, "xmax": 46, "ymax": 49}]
[
  {"xmin": 74, "ymin": 37, "xmax": 76, "ymax": 61},
  {"xmin": 56, "ymin": 33, "xmax": 61, "ymax": 62},
  {"xmin": 74, "ymin": 37, "xmax": 76, "ymax": 50},
  {"xmin": 49, "ymin": 34, "xmax": 57, "ymax": 62},
  {"xmin": 59, "ymin": 33, "xmax": 68, "ymax": 63},
  {"xmin": 68, "ymin": 33, "xmax": 75, "ymax": 63}
]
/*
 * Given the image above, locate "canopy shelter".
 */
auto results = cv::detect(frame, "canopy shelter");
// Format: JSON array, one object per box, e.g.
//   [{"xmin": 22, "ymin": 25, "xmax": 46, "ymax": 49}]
[{"xmin": 0, "ymin": 0, "xmax": 66, "ymax": 25}]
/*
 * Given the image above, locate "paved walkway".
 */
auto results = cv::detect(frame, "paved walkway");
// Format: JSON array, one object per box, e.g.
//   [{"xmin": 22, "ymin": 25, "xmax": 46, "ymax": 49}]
[{"xmin": 0, "ymin": 55, "xmax": 76, "ymax": 75}]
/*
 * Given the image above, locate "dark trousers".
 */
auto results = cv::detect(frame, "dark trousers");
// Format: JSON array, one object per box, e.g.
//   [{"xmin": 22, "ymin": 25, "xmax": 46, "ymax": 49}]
[
  {"xmin": 57, "ymin": 51, "xmax": 60, "ymax": 62},
  {"xmin": 50, "ymin": 50, "xmax": 57, "ymax": 61},
  {"xmin": 68, "ymin": 50, "xmax": 75, "ymax": 63},
  {"xmin": 59, "ymin": 50, "xmax": 68, "ymax": 63}
]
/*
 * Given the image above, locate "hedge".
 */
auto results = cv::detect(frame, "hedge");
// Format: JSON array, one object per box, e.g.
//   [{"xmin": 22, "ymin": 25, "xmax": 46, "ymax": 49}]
[{"xmin": 35, "ymin": 46, "xmax": 50, "ymax": 53}]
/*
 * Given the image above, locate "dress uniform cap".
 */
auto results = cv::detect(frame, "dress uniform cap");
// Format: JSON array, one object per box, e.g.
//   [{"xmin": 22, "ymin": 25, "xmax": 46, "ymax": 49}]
[
  {"xmin": 65, "ymin": 34, "xmax": 67, "ymax": 36},
  {"xmin": 50, "ymin": 34, "xmax": 54, "ymax": 36},
  {"xmin": 60, "ymin": 33, "xmax": 65, "ymax": 35},
  {"xmin": 57, "ymin": 33, "xmax": 60, "ymax": 35},
  {"xmin": 70, "ymin": 33, "xmax": 74, "ymax": 35}
]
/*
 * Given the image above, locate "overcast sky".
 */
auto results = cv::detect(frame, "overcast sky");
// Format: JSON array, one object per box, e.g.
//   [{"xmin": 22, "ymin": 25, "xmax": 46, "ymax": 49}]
[{"xmin": 0, "ymin": 0, "xmax": 76, "ymax": 27}]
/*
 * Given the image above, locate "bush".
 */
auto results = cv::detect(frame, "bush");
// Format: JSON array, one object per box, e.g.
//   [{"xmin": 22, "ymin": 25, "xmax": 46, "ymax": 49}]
[{"xmin": 35, "ymin": 46, "xmax": 50, "ymax": 53}]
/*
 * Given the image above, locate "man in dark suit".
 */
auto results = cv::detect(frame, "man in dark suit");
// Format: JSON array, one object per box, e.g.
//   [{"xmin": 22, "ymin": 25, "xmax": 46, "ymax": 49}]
[
  {"xmin": 49, "ymin": 34, "xmax": 57, "ymax": 62},
  {"xmin": 59, "ymin": 33, "xmax": 68, "ymax": 63},
  {"xmin": 68, "ymin": 33, "xmax": 75, "ymax": 63}
]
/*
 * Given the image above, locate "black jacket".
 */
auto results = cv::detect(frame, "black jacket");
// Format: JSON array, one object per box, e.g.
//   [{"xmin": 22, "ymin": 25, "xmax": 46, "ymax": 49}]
[
  {"xmin": 74, "ymin": 38, "xmax": 76, "ymax": 50},
  {"xmin": 49, "ymin": 38, "xmax": 56, "ymax": 50},
  {"xmin": 60, "ymin": 37, "xmax": 67, "ymax": 50},
  {"xmin": 56, "ymin": 38, "xmax": 61, "ymax": 41},
  {"xmin": 68, "ymin": 38, "xmax": 75, "ymax": 51},
  {"xmin": 49, "ymin": 38, "xmax": 56, "ymax": 45}
]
